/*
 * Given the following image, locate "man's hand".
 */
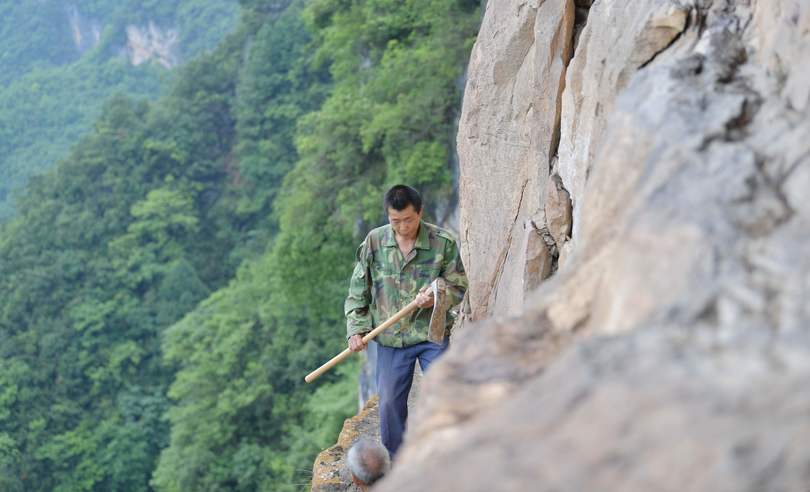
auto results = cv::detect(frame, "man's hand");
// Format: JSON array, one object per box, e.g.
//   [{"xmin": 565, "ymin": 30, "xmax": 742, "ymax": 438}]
[
  {"xmin": 415, "ymin": 285, "xmax": 434, "ymax": 309},
  {"xmin": 348, "ymin": 334, "xmax": 368, "ymax": 352}
]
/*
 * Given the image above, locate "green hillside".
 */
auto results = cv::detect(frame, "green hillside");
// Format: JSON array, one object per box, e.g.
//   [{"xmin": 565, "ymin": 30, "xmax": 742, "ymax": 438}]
[
  {"xmin": 0, "ymin": 0, "xmax": 239, "ymax": 218},
  {"xmin": 0, "ymin": 0, "xmax": 480, "ymax": 490}
]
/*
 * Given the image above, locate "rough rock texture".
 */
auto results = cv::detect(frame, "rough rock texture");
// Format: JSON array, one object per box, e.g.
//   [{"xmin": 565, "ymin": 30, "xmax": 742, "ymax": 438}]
[
  {"xmin": 558, "ymin": 0, "xmax": 689, "ymax": 247},
  {"xmin": 68, "ymin": 6, "xmax": 102, "ymax": 54},
  {"xmin": 311, "ymin": 397, "xmax": 380, "ymax": 492},
  {"xmin": 374, "ymin": 0, "xmax": 810, "ymax": 491},
  {"xmin": 458, "ymin": 0, "xmax": 575, "ymax": 319},
  {"xmin": 311, "ymin": 369, "xmax": 426, "ymax": 491},
  {"xmin": 126, "ymin": 22, "xmax": 179, "ymax": 68}
]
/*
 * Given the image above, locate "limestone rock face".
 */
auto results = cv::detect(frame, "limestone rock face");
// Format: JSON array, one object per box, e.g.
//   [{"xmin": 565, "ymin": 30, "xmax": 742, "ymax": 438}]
[
  {"xmin": 311, "ymin": 397, "xmax": 379, "ymax": 492},
  {"xmin": 68, "ymin": 6, "xmax": 102, "ymax": 54},
  {"xmin": 375, "ymin": 0, "xmax": 810, "ymax": 491},
  {"xmin": 126, "ymin": 22, "xmax": 179, "ymax": 69},
  {"xmin": 458, "ymin": 0, "xmax": 575, "ymax": 319},
  {"xmin": 557, "ymin": 0, "xmax": 689, "ymax": 244}
]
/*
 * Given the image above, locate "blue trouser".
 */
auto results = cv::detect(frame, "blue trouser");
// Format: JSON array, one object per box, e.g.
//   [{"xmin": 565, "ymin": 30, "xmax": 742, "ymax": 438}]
[{"xmin": 375, "ymin": 339, "xmax": 448, "ymax": 458}]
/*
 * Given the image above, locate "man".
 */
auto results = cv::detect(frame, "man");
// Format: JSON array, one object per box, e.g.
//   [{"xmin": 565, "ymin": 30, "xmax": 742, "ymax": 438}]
[
  {"xmin": 346, "ymin": 439, "xmax": 390, "ymax": 490},
  {"xmin": 345, "ymin": 184, "xmax": 467, "ymax": 458}
]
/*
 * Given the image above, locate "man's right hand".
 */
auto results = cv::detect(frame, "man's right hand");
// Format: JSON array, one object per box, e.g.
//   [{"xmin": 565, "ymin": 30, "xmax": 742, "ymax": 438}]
[{"xmin": 348, "ymin": 334, "xmax": 368, "ymax": 352}]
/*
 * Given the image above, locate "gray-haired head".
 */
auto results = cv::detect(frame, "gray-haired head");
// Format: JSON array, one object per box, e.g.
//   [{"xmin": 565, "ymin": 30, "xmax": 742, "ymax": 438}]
[{"xmin": 347, "ymin": 439, "xmax": 391, "ymax": 486}]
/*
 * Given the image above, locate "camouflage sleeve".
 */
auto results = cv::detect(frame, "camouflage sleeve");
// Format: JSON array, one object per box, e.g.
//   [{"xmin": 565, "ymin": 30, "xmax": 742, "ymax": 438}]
[
  {"xmin": 440, "ymin": 236, "xmax": 468, "ymax": 309},
  {"xmin": 345, "ymin": 239, "xmax": 373, "ymax": 340}
]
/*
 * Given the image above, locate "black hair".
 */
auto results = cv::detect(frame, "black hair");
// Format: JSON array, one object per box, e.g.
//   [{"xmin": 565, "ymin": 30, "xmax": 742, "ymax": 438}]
[{"xmin": 383, "ymin": 184, "xmax": 422, "ymax": 213}]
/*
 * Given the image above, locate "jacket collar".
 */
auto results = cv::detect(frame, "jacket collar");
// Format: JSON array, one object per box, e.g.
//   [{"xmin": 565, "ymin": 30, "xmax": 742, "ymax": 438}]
[{"xmin": 383, "ymin": 220, "xmax": 430, "ymax": 250}]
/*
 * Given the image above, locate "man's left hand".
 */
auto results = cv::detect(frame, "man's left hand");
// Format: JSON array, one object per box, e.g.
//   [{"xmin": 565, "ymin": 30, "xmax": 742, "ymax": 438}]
[{"xmin": 415, "ymin": 285, "xmax": 434, "ymax": 308}]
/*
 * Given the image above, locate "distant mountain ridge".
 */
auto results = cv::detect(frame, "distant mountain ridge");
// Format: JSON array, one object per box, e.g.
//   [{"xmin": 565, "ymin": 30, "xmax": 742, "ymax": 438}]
[{"xmin": 0, "ymin": 0, "xmax": 239, "ymax": 218}]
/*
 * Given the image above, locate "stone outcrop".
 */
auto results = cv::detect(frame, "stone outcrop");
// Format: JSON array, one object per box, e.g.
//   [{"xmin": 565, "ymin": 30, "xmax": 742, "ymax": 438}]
[
  {"xmin": 126, "ymin": 22, "xmax": 179, "ymax": 69},
  {"xmin": 68, "ymin": 5, "xmax": 102, "ymax": 53},
  {"xmin": 373, "ymin": 0, "xmax": 810, "ymax": 491},
  {"xmin": 311, "ymin": 397, "xmax": 380, "ymax": 492},
  {"xmin": 67, "ymin": 6, "xmax": 180, "ymax": 68},
  {"xmin": 458, "ymin": 0, "xmax": 575, "ymax": 319},
  {"xmin": 313, "ymin": 366, "xmax": 426, "ymax": 491},
  {"xmin": 557, "ymin": 0, "xmax": 689, "ymax": 247}
]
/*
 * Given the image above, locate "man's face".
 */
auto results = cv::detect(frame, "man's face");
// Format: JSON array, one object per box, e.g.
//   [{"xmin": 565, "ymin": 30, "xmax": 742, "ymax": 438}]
[{"xmin": 387, "ymin": 205, "xmax": 422, "ymax": 240}]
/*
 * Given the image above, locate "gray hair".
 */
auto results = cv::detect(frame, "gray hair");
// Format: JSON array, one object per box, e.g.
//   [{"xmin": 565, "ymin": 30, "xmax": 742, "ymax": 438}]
[{"xmin": 347, "ymin": 439, "xmax": 391, "ymax": 486}]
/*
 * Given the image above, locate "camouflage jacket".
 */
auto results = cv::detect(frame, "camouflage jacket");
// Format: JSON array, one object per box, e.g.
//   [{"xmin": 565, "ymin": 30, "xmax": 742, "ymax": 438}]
[{"xmin": 345, "ymin": 221, "xmax": 467, "ymax": 348}]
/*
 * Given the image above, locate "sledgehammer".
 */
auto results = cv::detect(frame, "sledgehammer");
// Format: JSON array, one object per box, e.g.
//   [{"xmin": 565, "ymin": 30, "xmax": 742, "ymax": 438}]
[{"xmin": 304, "ymin": 298, "xmax": 421, "ymax": 383}]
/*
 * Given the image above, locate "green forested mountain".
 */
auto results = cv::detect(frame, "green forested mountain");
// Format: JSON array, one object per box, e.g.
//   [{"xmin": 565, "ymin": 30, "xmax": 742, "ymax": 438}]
[
  {"xmin": 0, "ymin": 0, "xmax": 479, "ymax": 490},
  {"xmin": 0, "ymin": 0, "xmax": 239, "ymax": 218}
]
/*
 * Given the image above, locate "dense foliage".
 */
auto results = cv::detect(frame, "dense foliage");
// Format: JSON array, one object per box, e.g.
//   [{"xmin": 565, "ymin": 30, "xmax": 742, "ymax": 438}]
[
  {"xmin": 0, "ymin": 0, "xmax": 479, "ymax": 490},
  {"xmin": 0, "ymin": 0, "xmax": 239, "ymax": 218}
]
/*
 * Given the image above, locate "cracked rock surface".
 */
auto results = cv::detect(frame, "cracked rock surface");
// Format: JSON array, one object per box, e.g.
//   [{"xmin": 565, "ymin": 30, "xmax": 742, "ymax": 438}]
[
  {"xmin": 375, "ymin": 0, "xmax": 810, "ymax": 491},
  {"xmin": 458, "ymin": 0, "xmax": 574, "ymax": 319}
]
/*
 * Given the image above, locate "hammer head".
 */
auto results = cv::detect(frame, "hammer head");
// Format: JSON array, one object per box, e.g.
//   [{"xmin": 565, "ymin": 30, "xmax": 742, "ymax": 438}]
[{"xmin": 427, "ymin": 278, "xmax": 447, "ymax": 345}]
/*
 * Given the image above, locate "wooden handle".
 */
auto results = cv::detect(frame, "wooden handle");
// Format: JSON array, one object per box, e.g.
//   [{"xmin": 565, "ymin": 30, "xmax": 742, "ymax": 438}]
[{"xmin": 304, "ymin": 299, "xmax": 420, "ymax": 383}]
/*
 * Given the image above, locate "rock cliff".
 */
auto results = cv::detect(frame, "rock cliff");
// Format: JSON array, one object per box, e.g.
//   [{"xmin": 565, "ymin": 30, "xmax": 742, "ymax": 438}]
[
  {"xmin": 372, "ymin": 0, "xmax": 810, "ymax": 490},
  {"xmin": 126, "ymin": 22, "xmax": 180, "ymax": 69},
  {"xmin": 68, "ymin": 5, "xmax": 102, "ymax": 53}
]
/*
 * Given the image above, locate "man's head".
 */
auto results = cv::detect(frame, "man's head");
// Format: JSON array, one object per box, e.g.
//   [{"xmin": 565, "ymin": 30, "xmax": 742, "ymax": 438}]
[
  {"xmin": 347, "ymin": 439, "xmax": 390, "ymax": 490},
  {"xmin": 384, "ymin": 185, "xmax": 423, "ymax": 240}
]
